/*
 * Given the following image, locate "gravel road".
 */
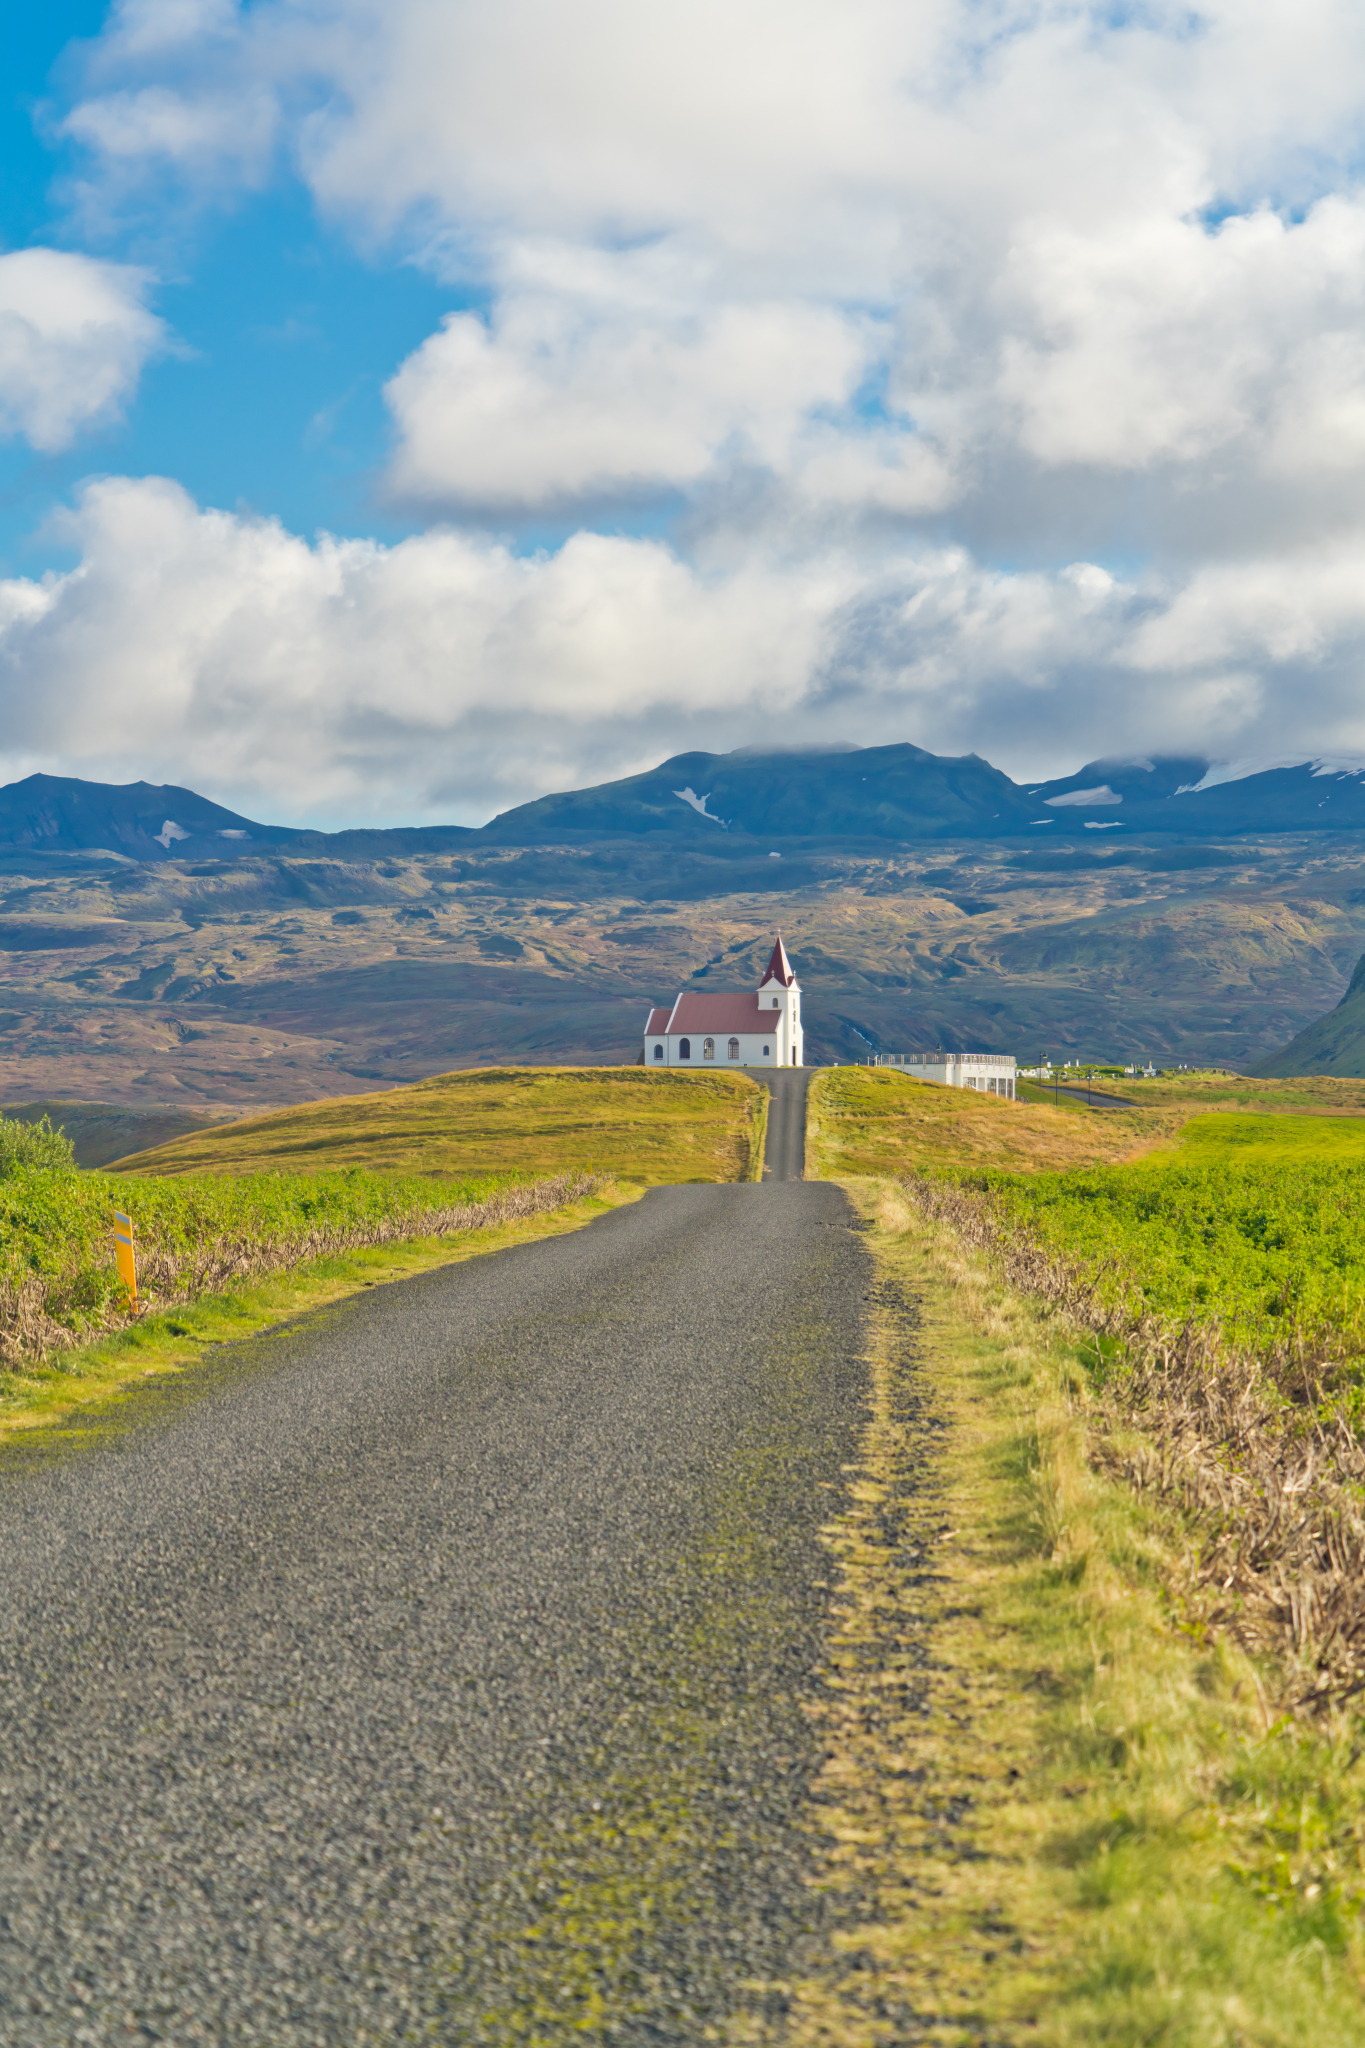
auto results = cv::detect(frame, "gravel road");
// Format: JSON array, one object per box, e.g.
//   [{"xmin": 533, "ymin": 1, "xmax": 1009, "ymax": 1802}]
[{"xmin": 0, "ymin": 1084, "xmax": 869, "ymax": 2044}]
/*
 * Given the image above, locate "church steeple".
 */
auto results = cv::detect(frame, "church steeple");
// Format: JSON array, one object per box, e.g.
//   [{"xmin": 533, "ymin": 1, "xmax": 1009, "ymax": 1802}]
[{"xmin": 759, "ymin": 934, "xmax": 795, "ymax": 989}]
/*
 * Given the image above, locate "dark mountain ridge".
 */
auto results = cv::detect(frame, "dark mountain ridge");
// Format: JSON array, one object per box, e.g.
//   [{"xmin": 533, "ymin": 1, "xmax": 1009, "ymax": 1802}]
[{"xmin": 8, "ymin": 746, "xmax": 1365, "ymax": 861}]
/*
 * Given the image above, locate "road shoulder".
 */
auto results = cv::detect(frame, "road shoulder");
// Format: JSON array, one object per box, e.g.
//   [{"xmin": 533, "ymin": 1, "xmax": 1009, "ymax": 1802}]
[{"xmin": 781, "ymin": 1175, "xmax": 1365, "ymax": 2046}]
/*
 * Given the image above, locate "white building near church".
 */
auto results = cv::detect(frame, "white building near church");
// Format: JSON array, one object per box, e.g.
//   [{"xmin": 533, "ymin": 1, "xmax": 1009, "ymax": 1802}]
[
  {"xmin": 875, "ymin": 1051, "xmax": 1017, "ymax": 1098},
  {"xmin": 644, "ymin": 936, "xmax": 804, "ymax": 1068}
]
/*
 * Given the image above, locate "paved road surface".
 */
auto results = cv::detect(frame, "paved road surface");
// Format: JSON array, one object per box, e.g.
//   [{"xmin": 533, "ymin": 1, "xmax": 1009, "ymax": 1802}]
[
  {"xmin": 755, "ymin": 1066, "xmax": 810, "ymax": 1181},
  {"xmin": 1048, "ymin": 1083, "xmax": 1137, "ymax": 1109},
  {"xmin": 0, "ymin": 1092, "xmax": 867, "ymax": 2045}
]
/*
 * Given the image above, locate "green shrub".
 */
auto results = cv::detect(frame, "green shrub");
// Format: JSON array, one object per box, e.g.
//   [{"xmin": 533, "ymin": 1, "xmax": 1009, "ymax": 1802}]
[
  {"xmin": 0, "ymin": 1113, "xmax": 76, "ymax": 1178},
  {"xmin": 972, "ymin": 1155, "xmax": 1365, "ymax": 1350}
]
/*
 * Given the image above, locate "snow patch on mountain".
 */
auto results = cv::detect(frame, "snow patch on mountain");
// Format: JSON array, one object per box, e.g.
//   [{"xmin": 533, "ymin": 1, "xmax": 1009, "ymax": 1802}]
[
  {"xmin": 1044, "ymin": 784, "xmax": 1122, "ymax": 807},
  {"xmin": 1176, "ymin": 756, "xmax": 1365, "ymax": 794},
  {"xmin": 673, "ymin": 786, "xmax": 727, "ymax": 825}
]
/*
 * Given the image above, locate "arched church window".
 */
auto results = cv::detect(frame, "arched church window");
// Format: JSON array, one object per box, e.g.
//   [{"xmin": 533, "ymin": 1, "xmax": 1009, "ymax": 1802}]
[
  {"xmin": 652, "ymin": 1043, "xmax": 663, "ymax": 1061},
  {"xmin": 703, "ymin": 1037, "xmax": 715, "ymax": 1058},
  {"xmin": 679, "ymin": 1037, "xmax": 691, "ymax": 1060},
  {"xmin": 762, "ymin": 1043, "xmax": 771, "ymax": 1057},
  {"xmin": 727, "ymin": 1037, "xmax": 739, "ymax": 1059}
]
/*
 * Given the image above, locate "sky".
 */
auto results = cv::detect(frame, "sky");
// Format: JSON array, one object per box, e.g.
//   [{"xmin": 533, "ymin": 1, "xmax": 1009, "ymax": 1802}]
[{"xmin": 4, "ymin": 2, "xmax": 1365, "ymax": 828}]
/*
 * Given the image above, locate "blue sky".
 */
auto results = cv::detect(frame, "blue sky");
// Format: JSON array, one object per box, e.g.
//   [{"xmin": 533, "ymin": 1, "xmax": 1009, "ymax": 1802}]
[
  {"xmin": 1, "ymin": 2, "xmax": 1364, "ymax": 828},
  {"xmin": 0, "ymin": 9, "xmax": 470, "ymax": 577}
]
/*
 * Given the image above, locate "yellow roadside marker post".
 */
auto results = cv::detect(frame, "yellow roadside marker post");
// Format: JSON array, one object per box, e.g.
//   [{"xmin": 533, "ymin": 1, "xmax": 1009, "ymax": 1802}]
[{"xmin": 113, "ymin": 1209, "xmax": 140, "ymax": 1313}]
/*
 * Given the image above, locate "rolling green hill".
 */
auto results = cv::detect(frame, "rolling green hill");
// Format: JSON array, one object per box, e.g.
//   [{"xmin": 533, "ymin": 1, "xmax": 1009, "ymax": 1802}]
[{"xmin": 113, "ymin": 1066, "xmax": 765, "ymax": 1183}]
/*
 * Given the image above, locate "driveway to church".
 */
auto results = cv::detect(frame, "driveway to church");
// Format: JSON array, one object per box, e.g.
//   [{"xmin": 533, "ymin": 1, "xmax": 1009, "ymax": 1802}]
[
  {"xmin": 755, "ymin": 1064, "xmax": 811, "ymax": 1181},
  {"xmin": 0, "ymin": 1080, "xmax": 870, "ymax": 2045}
]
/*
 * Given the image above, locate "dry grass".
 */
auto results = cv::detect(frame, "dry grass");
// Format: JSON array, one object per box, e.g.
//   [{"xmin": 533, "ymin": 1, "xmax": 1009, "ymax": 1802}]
[
  {"xmin": 115, "ymin": 1065, "xmax": 764, "ymax": 1184},
  {"xmin": 901, "ymin": 1171, "xmax": 1365, "ymax": 1718},
  {"xmin": 807, "ymin": 1065, "xmax": 1181, "ymax": 1177}
]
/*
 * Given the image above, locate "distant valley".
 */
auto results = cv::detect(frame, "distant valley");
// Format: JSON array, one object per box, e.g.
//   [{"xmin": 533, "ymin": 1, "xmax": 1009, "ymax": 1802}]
[{"xmin": 0, "ymin": 818, "xmax": 1363, "ymax": 1113}]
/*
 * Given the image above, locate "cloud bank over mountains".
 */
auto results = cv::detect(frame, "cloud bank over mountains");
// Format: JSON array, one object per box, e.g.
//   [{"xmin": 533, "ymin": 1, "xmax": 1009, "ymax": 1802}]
[{"xmin": 3, "ymin": 0, "xmax": 1365, "ymax": 823}]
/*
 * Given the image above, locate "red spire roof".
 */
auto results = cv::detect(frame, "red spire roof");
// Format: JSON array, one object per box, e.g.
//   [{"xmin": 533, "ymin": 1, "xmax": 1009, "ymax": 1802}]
[{"xmin": 759, "ymin": 934, "xmax": 795, "ymax": 988}]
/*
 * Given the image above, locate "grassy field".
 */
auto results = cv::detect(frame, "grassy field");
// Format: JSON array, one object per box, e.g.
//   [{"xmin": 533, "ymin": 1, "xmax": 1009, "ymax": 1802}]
[
  {"xmin": 977, "ymin": 1150, "xmax": 1365, "ymax": 1348},
  {"xmin": 947, "ymin": 1109, "xmax": 1365, "ymax": 1352},
  {"xmin": 0, "ymin": 1151, "xmax": 593, "ymax": 1360},
  {"xmin": 115, "ymin": 1065, "xmax": 765, "ymax": 1185},
  {"xmin": 1169, "ymin": 1109, "xmax": 1365, "ymax": 1158},
  {"xmin": 1115, "ymin": 1070, "xmax": 1365, "ymax": 1117},
  {"xmin": 810, "ymin": 1067, "xmax": 1365, "ymax": 1184}
]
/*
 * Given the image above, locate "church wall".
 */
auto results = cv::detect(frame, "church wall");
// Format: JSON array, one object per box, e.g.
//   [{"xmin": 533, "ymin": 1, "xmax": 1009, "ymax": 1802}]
[{"xmin": 646, "ymin": 1030, "xmax": 791, "ymax": 1068}]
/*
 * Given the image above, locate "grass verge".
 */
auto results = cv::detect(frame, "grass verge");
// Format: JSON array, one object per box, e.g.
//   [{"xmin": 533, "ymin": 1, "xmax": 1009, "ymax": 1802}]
[
  {"xmin": 0, "ymin": 1180, "xmax": 643, "ymax": 1452},
  {"xmin": 781, "ymin": 1176, "xmax": 1365, "ymax": 2046},
  {"xmin": 748, "ymin": 1080, "xmax": 771, "ymax": 1181}
]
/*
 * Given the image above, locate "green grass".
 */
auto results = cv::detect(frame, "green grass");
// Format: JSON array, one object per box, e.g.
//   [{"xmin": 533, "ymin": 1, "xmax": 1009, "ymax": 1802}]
[
  {"xmin": 958, "ymin": 1115, "xmax": 1365, "ymax": 1348},
  {"xmin": 1170, "ymin": 1111, "xmax": 1365, "ymax": 1159},
  {"xmin": 0, "ymin": 1158, "xmax": 511, "ymax": 1342},
  {"xmin": 115, "ymin": 1064, "xmax": 764, "ymax": 1184}
]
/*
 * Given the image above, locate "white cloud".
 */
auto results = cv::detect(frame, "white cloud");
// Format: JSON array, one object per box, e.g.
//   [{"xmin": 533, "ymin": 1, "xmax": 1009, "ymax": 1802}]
[
  {"xmin": 21, "ymin": 0, "xmax": 1365, "ymax": 793},
  {"xmin": 6, "ymin": 477, "xmax": 1365, "ymax": 824},
  {"xmin": 0, "ymin": 249, "xmax": 167, "ymax": 451},
  {"xmin": 383, "ymin": 297, "xmax": 877, "ymax": 511},
  {"xmin": 56, "ymin": 0, "xmax": 1365, "ymax": 549}
]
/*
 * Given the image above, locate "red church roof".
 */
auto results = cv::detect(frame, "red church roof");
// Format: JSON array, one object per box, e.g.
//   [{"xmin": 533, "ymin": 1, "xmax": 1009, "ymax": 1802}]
[
  {"xmin": 665, "ymin": 992, "xmax": 778, "ymax": 1034},
  {"xmin": 644, "ymin": 935, "xmax": 795, "ymax": 1043},
  {"xmin": 759, "ymin": 934, "xmax": 795, "ymax": 988}
]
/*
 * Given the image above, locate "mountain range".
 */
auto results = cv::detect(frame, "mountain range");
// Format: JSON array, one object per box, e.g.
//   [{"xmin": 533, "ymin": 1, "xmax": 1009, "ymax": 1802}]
[
  {"xmin": 4, "ymin": 744, "xmax": 1365, "ymax": 1110},
  {"xmin": 7, "ymin": 744, "xmax": 1365, "ymax": 860}
]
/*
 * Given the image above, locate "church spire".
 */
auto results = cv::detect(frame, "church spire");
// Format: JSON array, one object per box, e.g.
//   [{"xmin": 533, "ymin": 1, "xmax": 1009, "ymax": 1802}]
[{"xmin": 759, "ymin": 934, "xmax": 795, "ymax": 989}]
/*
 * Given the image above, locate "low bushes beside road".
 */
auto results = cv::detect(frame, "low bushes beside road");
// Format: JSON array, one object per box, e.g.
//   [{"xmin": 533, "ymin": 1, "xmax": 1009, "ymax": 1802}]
[{"xmin": 0, "ymin": 1114, "xmax": 592, "ymax": 1364}]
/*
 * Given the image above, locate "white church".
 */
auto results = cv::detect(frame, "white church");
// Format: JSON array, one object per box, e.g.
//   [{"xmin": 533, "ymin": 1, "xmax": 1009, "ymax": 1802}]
[{"xmin": 644, "ymin": 936, "xmax": 804, "ymax": 1067}]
